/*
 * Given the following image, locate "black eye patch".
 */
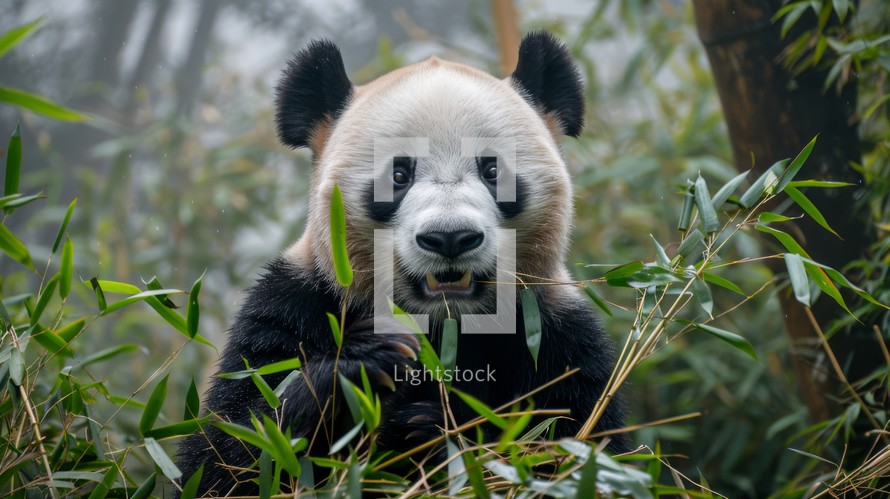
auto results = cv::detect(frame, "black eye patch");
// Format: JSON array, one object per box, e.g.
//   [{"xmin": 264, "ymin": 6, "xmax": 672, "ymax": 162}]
[
  {"xmin": 475, "ymin": 156, "xmax": 526, "ymax": 218},
  {"xmin": 365, "ymin": 156, "xmax": 415, "ymax": 223}
]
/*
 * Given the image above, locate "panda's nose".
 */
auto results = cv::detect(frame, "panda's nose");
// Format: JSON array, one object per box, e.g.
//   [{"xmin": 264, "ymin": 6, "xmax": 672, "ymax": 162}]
[{"xmin": 416, "ymin": 231, "xmax": 484, "ymax": 258}]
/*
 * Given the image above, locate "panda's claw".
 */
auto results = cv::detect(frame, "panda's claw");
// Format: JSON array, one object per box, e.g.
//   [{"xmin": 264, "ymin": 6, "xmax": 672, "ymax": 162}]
[
  {"xmin": 406, "ymin": 413, "xmax": 436, "ymax": 425},
  {"xmin": 392, "ymin": 341, "xmax": 418, "ymax": 361},
  {"xmin": 375, "ymin": 370, "xmax": 397, "ymax": 392}
]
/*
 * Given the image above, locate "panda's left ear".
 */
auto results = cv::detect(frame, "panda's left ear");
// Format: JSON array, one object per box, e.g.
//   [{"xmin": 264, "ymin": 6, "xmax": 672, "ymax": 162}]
[
  {"xmin": 509, "ymin": 32, "xmax": 585, "ymax": 137},
  {"xmin": 275, "ymin": 40, "xmax": 354, "ymax": 150}
]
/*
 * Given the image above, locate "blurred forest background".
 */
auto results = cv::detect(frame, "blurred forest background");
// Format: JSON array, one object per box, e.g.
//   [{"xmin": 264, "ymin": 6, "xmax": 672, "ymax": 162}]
[{"xmin": 1, "ymin": 0, "xmax": 888, "ymax": 496}]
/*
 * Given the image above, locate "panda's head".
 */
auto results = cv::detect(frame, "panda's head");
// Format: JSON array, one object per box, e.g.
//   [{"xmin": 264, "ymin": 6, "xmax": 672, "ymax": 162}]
[{"xmin": 277, "ymin": 32, "xmax": 584, "ymax": 317}]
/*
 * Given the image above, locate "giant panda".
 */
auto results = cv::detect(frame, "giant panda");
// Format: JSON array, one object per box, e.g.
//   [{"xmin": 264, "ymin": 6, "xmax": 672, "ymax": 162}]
[{"xmin": 176, "ymin": 31, "xmax": 630, "ymax": 496}]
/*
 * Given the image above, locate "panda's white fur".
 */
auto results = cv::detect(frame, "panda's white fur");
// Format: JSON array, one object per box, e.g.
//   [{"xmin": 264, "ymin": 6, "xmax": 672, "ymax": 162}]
[
  {"xmin": 288, "ymin": 57, "xmax": 574, "ymax": 318},
  {"xmin": 176, "ymin": 33, "xmax": 629, "ymax": 497}
]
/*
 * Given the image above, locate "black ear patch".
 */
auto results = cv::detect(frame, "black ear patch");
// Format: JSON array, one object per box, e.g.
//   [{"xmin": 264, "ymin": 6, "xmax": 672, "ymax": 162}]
[
  {"xmin": 275, "ymin": 40, "xmax": 353, "ymax": 149},
  {"xmin": 510, "ymin": 32, "xmax": 585, "ymax": 137}
]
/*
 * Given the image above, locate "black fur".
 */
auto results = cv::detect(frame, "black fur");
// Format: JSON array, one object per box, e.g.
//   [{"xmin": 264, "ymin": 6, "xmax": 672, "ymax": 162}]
[
  {"xmin": 364, "ymin": 157, "xmax": 416, "ymax": 223},
  {"xmin": 510, "ymin": 32, "xmax": 585, "ymax": 137},
  {"xmin": 492, "ymin": 177, "xmax": 528, "ymax": 219},
  {"xmin": 476, "ymin": 156, "xmax": 527, "ymax": 218},
  {"xmin": 275, "ymin": 40, "xmax": 353, "ymax": 149},
  {"xmin": 176, "ymin": 259, "xmax": 629, "ymax": 495}
]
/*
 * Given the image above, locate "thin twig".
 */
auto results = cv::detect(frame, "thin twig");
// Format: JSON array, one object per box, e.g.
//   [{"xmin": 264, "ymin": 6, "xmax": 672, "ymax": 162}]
[{"xmin": 804, "ymin": 307, "xmax": 884, "ymax": 435}]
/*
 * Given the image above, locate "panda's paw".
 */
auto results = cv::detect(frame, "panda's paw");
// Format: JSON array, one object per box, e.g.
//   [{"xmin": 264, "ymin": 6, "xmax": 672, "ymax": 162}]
[
  {"xmin": 380, "ymin": 400, "xmax": 446, "ymax": 450},
  {"xmin": 338, "ymin": 316, "xmax": 420, "ymax": 393}
]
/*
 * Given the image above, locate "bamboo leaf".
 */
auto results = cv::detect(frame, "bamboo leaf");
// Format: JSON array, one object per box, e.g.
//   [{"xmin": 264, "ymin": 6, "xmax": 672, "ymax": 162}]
[
  {"xmin": 832, "ymin": 0, "xmax": 849, "ymax": 21},
  {"xmin": 694, "ymin": 175, "xmax": 719, "ymax": 233},
  {"xmin": 758, "ymin": 212, "xmax": 795, "ymax": 223},
  {"xmin": 520, "ymin": 288, "xmax": 542, "ymax": 370},
  {"xmin": 0, "ymin": 223, "xmax": 35, "ymax": 270},
  {"xmin": 452, "ymin": 388, "xmax": 507, "ymax": 430},
  {"xmin": 330, "ymin": 185, "xmax": 353, "ymax": 287},
  {"xmin": 701, "ymin": 272, "xmax": 746, "ymax": 296},
  {"xmin": 59, "ymin": 238, "xmax": 74, "ymax": 299},
  {"xmin": 685, "ymin": 321, "xmax": 758, "ymax": 361},
  {"xmin": 583, "ymin": 284, "xmax": 613, "ymax": 316},
  {"xmin": 691, "ymin": 277, "xmax": 713, "ymax": 317},
  {"xmin": 145, "ymin": 276, "xmax": 178, "ymax": 308},
  {"xmin": 677, "ymin": 228, "xmax": 706, "ymax": 263},
  {"xmin": 329, "ymin": 421, "xmax": 364, "ymax": 455},
  {"xmin": 9, "ymin": 346, "xmax": 23, "ymax": 386},
  {"xmin": 90, "ymin": 277, "xmax": 108, "ymax": 312},
  {"xmin": 52, "ymin": 197, "xmax": 76, "ymax": 252},
  {"xmin": 144, "ymin": 417, "xmax": 211, "ymax": 440},
  {"xmin": 4, "ymin": 124, "xmax": 21, "ymax": 198},
  {"xmin": 0, "ymin": 18, "xmax": 41, "ymax": 58},
  {"xmin": 56, "ymin": 317, "xmax": 86, "ymax": 342},
  {"xmin": 252, "ymin": 372, "xmax": 280, "ymax": 409},
  {"xmin": 259, "ymin": 450, "xmax": 277, "ymax": 499},
  {"xmin": 710, "ymin": 170, "xmax": 749, "ymax": 208},
  {"xmin": 677, "ymin": 180, "xmax": 694, "ymax": 231},
  {"xmin": 32, "ymin": 327, "xmax": 72, "ymax": 357},
  {"xmin": 143, "ymin": 437, "xmax": 182, "ymax": 480},
  {"xmin": 179, "ymin": 465, "xmax": 203, "ymax": 499},
  {"xmin": 447, "ymin": 439, "xmax": 468, "ymax": 496},
  {"xmin": 441, "ymin": 318, "xmax": 458, "ymax": 377},
  {"xmin": 785, "ymin": 253, "xmax": 810, "ymax": 306},
  {"xmin": 184, "ymin": 378, "xmax": 200, "ymax": 420},
  {"xmin": 576, "ymin": 444, "xmax": 599, "ymax": 499},
  {"xmin": 30, "ymin": 272, "xmax": 60, "ymax": 327},
  {"xmin": 338, "ymin": 374, "xmax": 364, "ymax": 425},
  {"xmin": 130, "ymin": 473, "xmax": 156, "ymax": 499},
  {"xmin": 81, "ymin": 343, "xmax": 140, "ymax": 368},
  {"xmin": 802, "ymin": 257, "xmax": 886, "ymax": 311},
  {"xmin": 650, "ymin": 234, "xmax": 670, "ymax": 267},
  {"xmin": 274, "ymin": 370, "xmax": 302, "ymax": 398},
  {"xmin": 101, "ymin": 288, "xmax": 186, "ymax": 315},
  {"xmin": 603, "ymin": 261, "xmax": 645, "ymax": 281},
  {"xmin": 186, "ymin": 272, "xmax": 203, "ymax": 339},
  {"xmin": 784, "ymin": 185, "xmax": 839, "ymax": 237},
  {"xmin": 774, "ymin": 136, "xmax": 817, "ymax": 194},
  {"xmin": 87, "ymin": 466, "xmax": 116, "ymax": 499},
  {"xmin": 462, "ymin": 450, "xmax": 491, "ymax": 499},
  {"xmin": 327, "ymin": 312, "xmax": 342, "ymax": 348},
  {"xmin": 0, "ymin": 193, "xmax": 43, "ymax": 210},
  {"xmin": 346, "ymin": 461, "xmax": 362, "ymax": 499},
  {"xmin": 256, "ymin": 357, "xmax": 302, "ymax": 376},
  {"xmin": 739, "ymin": 160, "xmax": 786, "ymax": 208},
  {"xmin": 0, "ymin": 86, "xmax": 83, "ymax": 121},
  {"xmin": 140, "ymin": 374, "xmax": 169, "ymax": 435},
  {"xmin": 215, "ymin": 421, "xmax": 273, "ymax": 453},
  {"xmin": 754, "ymin": 223, "xmax": 812, "ymax": 258},
  {"xmin": 262, "ymin": 415, "xmax": 301, "ymax": 476},
  {"xmin": 787, "ymin": 180, "xmax": 855, "ymax": 188}
]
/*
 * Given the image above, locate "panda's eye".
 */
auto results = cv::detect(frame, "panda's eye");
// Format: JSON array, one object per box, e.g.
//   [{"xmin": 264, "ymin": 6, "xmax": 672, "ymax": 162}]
[
  {"xmin": 393, "ymin": 169, "xmax": 410, "ymax": 186},
  {"xmin": 479, "ymin": 157, "xmax": 498, "ymax": 181},
  {"xmin": 392, "ymin": 156, "xmax": 413, "ymax": 187}
]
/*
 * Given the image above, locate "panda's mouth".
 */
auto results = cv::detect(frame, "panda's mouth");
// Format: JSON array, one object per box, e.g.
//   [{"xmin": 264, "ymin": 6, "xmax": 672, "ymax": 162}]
[{"xmin": 422, "ymin": 270, "xmax": 475, "ymax": 297}]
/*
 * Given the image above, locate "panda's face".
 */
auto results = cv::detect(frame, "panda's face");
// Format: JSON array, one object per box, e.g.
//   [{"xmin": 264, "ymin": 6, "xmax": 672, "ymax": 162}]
[{"xmin": 276, "ymin": 34, "xmax": 584, "ymax": 317}]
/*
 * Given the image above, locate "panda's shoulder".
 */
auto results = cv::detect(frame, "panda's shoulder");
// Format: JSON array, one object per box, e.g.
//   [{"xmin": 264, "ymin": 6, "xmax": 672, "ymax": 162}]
[{"xmin": 233, "ymin": 256, "xmax": 338, "ymax": 339}]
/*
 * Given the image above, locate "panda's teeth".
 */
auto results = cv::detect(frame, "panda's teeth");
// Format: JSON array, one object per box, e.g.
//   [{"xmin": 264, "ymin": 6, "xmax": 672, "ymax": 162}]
[
  {"xmin": 425, "ymin": 271, "xmax": 472, "ymax": 292},
  {"xmin": 426, "ymin": 273, "xmax": 439, "ymax": 291},
  {"xmin": 458, "ymin": 271, "xmax": 471, "ymax": 289}
]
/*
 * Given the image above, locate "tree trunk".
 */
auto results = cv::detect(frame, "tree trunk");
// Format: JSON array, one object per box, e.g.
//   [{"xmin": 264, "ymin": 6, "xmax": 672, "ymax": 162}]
[
  {"xmin": 124, "ymin": 0, "xmax": 173, "ymax": 116},
  {"xmin": 175, "ymin": 0, "xmax": 223, "ymax": 115},
  {"xmin": 691, "ymin": 0, "xmax": 876, "ymax": 424},
  {"xmin": 490, "ymin": 0, "xmax": 520, "ymax": 75}
]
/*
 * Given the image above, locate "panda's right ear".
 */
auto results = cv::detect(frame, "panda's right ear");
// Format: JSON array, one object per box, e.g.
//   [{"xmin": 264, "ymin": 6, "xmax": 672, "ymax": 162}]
[{"xmin": 275, "ymin": 40, "xmax": 353, "ymax": 150}]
